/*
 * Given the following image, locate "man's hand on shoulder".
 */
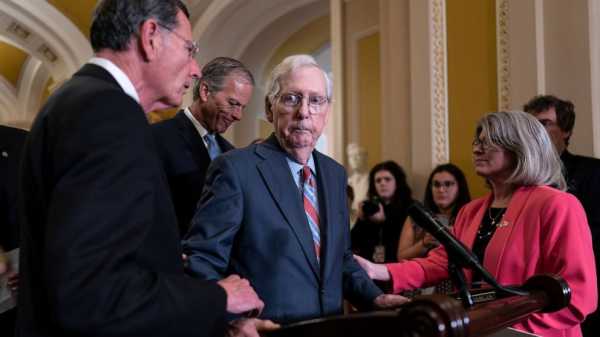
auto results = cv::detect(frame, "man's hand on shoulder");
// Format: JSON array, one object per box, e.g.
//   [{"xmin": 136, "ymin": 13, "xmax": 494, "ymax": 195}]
[{"xmin": 218, "ymin": 275, "xmax": 264, "ymax": 315}]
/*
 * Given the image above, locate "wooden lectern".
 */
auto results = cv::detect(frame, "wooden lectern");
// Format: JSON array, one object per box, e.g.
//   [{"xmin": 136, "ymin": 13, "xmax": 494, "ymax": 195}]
[{"xmin": 264, "ymin": 274, "xmax": 570, "ymax": 337}]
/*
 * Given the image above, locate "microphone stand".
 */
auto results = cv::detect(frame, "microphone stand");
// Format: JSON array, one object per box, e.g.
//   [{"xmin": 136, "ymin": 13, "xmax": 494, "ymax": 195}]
[
  {"xmin": 408, "ymin": 202, "xmax": 528, "ymax": 308},
  {"xmin": 447, "ymin": 254, "xmax": 475, "ymax": 307}
]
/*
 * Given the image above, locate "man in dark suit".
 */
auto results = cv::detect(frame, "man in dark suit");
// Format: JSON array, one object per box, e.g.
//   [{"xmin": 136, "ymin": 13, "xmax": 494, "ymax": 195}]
[
  {"xmin": 152, "ymin": 57, "xmax": 254, "ymax": 235},
  {"xmin": 17, "ymin": 1, "xmax": 265, "ymax": 336},
  {"xmin": 183, "ymin": 55, "xmax": 407, "ymax": 325},
  {"xmin": 0, "ymin": 125, "xmax": 27, "ymax": 337},
  {"xmin": 524, "ymin": 95, "xmax": 600, "ymax": 337}
]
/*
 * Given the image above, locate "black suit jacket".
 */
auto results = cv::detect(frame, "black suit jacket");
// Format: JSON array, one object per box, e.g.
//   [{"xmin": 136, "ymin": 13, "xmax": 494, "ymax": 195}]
[
  {"xmin": 0, "ymin": 125, "xmax": 28, "ymax": 251},
  {"xmin": 562, "ymin": 151, "xmax": 600, "ymax": 236},
  {"xmin": 183, "ymin": 134, "xmax": 382, "ymax": 324},
  {"xmin": 152, "ymin": 112, "xmax": 234, "ymax": 235},
  {"xmin": 17, "ymin": 64, "xmax": 226, "ymax": 337},
  {"xmin": 563, "ymin": 151, "xmax": 600, "ymax": 335}
]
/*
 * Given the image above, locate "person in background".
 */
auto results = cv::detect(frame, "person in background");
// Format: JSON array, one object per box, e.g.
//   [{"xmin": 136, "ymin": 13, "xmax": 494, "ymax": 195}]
[
  {"xmin": 356, "ymin": 111, "xmax": 596, "ymax": 337},
  {"xmin": 524, "ymin": 95, "xmax": 600, "ymax": 337},
  {"xmin": 351, "ymin": 161, "xmax": 414, "ymax": 263},
  {"xmin": 0, "ymin": 125, "xmax": 28, "ymax": 337},
  {"xmin": 152, "ymin": 57, "xmax": 254, "ymax": 235},
  {"xmin": 397, "ymin": 163, "xmax": 471, "ymax": 260},
  {"xmin": 16, "ymin": 1, "xmax": 266, "ymax": 336}
]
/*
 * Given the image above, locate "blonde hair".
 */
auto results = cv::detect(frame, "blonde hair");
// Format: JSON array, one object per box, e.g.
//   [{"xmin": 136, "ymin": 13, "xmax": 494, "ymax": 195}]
[{"xmin": 476, "ymin": 111, "xmax": 566, "ymax": 190}]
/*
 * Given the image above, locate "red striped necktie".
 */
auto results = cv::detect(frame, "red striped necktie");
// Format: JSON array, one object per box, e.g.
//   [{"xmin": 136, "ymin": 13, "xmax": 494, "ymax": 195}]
[{"xmin": 301, "ymin": 166, "xmax": 321, "ymax": 260}]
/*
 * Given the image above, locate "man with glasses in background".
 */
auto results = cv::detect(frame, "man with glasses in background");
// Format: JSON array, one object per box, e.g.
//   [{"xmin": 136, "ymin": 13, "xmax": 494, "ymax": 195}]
[
  {"xmin": 153, "ymin": 57, "xmax": 254, "ymax": 235},
  {"xmin": 183, "ymin": 54, "xmax": 408, "ymax": 325},
  {"xmin": 17, "ymin": 1, "xmax": 266, "ymax": 336},
  {"xmin": 524, "ymin": 95, "xmax": 600, "ymax": 337}
]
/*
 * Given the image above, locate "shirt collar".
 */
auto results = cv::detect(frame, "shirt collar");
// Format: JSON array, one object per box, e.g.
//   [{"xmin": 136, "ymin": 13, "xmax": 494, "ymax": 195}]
[
  {"xmin": 286, "ymin": 154, "xmax": 316, "ymax": 176},
  {"xmin": 88, "ymin": 57, "xmax": 139, "ymax": 103},
  {"xmin": 183, "ymin": 107, "xmax": 209, "ymax": 139}
]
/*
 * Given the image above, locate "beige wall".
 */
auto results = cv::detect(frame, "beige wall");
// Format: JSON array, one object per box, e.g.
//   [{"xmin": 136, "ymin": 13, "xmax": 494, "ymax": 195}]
[
  {"xmin": 447, "ymin": 0, "xmax": 498, "ymax": 198},
  {"xmin": 357, "ymin": 33, "xmax": 381, "ymax": 169},
  {"xmin": 259, "ymin": 15, "xmax": 331, "ymax": 141},
  {"xmin": 343, "ymin": 0, "xmax": 380, "ymax": 167}
]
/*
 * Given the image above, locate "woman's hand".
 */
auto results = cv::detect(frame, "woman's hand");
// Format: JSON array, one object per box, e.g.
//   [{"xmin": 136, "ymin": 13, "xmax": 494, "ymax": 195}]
[
  {"xmin": 368, "ymin": 203, "xmax": 386, "ymax": 223},
  {"xmin": 422, "ymin": 233, "xmax": 439, "ymax": 250},
  {"xmin": 353, "ymin": 254, "xmax": 391, "ymax": 281}
]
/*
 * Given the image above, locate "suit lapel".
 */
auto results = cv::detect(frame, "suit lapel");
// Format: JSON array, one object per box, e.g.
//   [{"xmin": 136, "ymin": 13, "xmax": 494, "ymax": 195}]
[
  {"xmin": 174, "ymin": 112, "xmax": 210, "ymax": 168},
  {"xmin": 484, "ymin": 186, "xmax": 533, "ymax": 277},
  {"xmin": 314, "ymin": 152, "xmax": 336, "ymax": 280},
  {"xmin": 256, "ymin": 135, "xmax": 321, "ymax": 280}
]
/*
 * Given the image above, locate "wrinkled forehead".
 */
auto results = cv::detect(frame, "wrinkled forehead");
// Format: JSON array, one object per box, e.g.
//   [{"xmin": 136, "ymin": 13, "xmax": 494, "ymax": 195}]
[{"xmin": 280, "ymin": 66, "xmax": 327, "ymax": 94}]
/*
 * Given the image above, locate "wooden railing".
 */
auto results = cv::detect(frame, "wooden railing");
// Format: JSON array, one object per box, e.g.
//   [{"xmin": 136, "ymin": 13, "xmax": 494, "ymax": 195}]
[{"xmin": 264, "ymin": 274, "xmax": 570, "ymax": 337}]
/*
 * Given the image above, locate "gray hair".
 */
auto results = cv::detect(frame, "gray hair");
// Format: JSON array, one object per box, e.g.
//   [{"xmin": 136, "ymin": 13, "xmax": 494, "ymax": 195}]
[
  {"xmin": 265, "ymin": 54, "xmax": 332, "ymax": 106},
  {"xmin": 476, "ymin": 111, "xmax": 566, "ymax": 190},
  {"xmin": 192, "ymin": 57, "xmax": 255, "ymax": 102},
  {"xmin": 90, "ymin": 0, "xmax": 189, "ymax": 52}
]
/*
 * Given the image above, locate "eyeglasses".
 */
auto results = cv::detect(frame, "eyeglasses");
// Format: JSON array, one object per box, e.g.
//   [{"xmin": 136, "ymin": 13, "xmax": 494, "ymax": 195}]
[
  {"xmin": 276, "ymin": 92, "xmax": 329, "ymax": 114},
  {"xmin": 472, "ymin": 138, "xmax": 499, "ymax": 152},
  {"xmin": 157, "ymin": 23, "xmax": 200, "ymax": 59},
  {"xmin": 432, "ymin": 180, "xmax": 456, "ymax": 189}
]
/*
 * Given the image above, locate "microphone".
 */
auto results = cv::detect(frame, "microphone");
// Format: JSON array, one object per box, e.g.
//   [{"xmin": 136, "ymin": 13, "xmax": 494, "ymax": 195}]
[
  {"xmin": 408, "ymin": 201, "xmax": 481, "ymax": 270},
  {"xmin": 407, "ymin": 201, "xmax": 525, "ymax": 296}
]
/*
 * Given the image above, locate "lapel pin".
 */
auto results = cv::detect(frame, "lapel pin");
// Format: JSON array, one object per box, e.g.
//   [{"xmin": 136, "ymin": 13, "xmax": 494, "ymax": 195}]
[{"xmin": 497, "ymin": 220, "xmax": 509, "ymax": 228}]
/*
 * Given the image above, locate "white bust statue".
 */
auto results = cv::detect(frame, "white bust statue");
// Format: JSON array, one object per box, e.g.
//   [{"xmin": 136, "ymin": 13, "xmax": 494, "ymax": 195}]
[{"xmin": 346, "ymin": 143, "xmax": 369, "ymax": 225}]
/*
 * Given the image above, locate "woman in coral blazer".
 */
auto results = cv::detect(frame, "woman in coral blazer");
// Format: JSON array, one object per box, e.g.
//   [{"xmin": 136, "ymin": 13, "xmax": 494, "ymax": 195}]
[{"xmin": 356, "ymin": 111, "xmax": 597, "ymax": 337}]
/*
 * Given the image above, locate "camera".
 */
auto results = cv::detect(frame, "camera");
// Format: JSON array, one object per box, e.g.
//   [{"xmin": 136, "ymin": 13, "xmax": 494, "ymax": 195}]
[{"xmin": 361, "ymin": 197, "xmax": 381, "ymax": 217}]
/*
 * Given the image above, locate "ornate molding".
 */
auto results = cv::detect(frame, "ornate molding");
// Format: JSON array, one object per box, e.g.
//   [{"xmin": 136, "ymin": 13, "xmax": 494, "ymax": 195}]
[
  {"xmin": 18, "ymin": 57, "xmax": 50, "ymax": 124},
  {"xmin": 429, "ymin": 0, "xmax": 449, "ymax": 165},
  {"xmin": 0, "ymin": 0, "xmax": 92, "ymax": 80},
  {"xmin": 496, "ymin": 0, "xmax": 510, "ymax": 111},
  {"xmin": 0, "ymin": 75, "xmax": 18, "ymax": 123}
]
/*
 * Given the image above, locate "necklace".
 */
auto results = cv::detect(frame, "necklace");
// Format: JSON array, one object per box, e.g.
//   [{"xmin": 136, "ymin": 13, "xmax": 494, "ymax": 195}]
[
  {"xmin": 476, "ymin": 208, "xmax": 507, "ymax": 241},
  {"xmin": 487, "ymin": 207, "xmax": 506, "ymax": 227}
]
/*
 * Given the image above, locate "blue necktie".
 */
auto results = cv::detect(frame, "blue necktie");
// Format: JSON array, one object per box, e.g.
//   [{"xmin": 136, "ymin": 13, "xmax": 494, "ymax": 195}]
[{"xmin": 204, "ymin": 134, "xmax": 221, "ymax": 160}]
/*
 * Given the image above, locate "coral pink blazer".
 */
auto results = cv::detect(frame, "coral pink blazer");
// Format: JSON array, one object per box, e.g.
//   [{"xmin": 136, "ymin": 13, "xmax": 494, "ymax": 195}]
[{"xmin": 387, "ymin": 186, "xmax": 597, "ymax": 337}]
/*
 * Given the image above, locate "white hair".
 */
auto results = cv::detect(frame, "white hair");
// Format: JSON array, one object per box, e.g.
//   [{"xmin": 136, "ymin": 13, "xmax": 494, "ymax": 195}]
[{"xmin": 264, "ymin": 54, "xmax": 332, "ymax": 105}]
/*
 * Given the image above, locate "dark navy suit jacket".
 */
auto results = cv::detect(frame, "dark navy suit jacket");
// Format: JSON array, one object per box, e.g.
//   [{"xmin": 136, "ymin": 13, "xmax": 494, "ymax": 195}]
[
  {"xmin": 183, "ymin": 134, "xmax": 382, "ymax": 324},
  {"xmin": 18, "ymin": 64, "xmax": 226, "ymax": 337},
  {"xmin": 152, "ymin": 112, "xmax": 234, "ymax": 235}
]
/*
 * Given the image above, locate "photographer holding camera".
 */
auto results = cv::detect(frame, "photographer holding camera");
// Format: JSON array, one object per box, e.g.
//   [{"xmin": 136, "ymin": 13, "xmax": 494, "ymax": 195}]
[{"xmin": 351, "ymin": 161, "xmax": 414, "ymax": 263}]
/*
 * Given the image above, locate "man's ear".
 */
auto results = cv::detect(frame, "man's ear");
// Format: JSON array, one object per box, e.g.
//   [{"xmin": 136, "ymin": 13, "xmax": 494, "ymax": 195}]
[
  {"xmin": 199, "ymin": 82, "xmax": 210, "ymax": 103},
  {"xmin": 265, "ymin": 97, "xmax": 274, "ymax": 123},
  {"xmin": 139, "ymin": 19, "xmax": 161, "ymax": 61}
]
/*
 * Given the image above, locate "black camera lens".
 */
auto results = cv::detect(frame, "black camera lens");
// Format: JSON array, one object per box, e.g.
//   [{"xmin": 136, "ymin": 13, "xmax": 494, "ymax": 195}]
[{"xmin": 362, "ymin": 199, "xmax": 380, "ymax": 217}]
